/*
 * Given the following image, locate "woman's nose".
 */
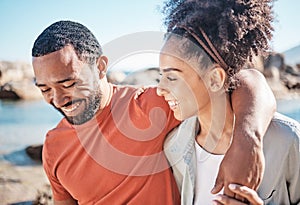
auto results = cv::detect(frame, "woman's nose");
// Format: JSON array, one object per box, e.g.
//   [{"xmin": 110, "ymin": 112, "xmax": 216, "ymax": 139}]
[{"xmin": 156, "ymin": 83, "xmax": 168, "ymax": 97}]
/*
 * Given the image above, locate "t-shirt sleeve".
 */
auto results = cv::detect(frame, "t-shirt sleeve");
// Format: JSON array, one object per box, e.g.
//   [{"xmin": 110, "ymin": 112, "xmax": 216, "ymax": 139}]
[
  {"xmin": 42, "ymin": 135, "xmax": 73, "ymax": 201},
  {"xmin": 137, "ymin": 87, "xmax": 180, "ymax": 134}
]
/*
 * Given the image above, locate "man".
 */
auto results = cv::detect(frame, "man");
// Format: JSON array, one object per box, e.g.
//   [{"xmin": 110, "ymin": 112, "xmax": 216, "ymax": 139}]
[{"xmin": 32, "ymin": 20, "xmax": 275, "ymax": 204}]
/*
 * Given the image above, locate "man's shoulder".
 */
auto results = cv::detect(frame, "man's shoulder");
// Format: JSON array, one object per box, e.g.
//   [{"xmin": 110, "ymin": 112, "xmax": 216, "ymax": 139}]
[
  {"xmin": 113, "ymin": 85, "xmax": 166, "ymax": 107},
  {"xmin": 45, "ymin": 118, "xmax": 74, "ymax": 141},
  {"xmin": 111, "ymin": 85, "xmax": 177, "ymax": 129},
  {"xmin": 114, "ymin": 85, "xmax": 158, "ymax": 96}
]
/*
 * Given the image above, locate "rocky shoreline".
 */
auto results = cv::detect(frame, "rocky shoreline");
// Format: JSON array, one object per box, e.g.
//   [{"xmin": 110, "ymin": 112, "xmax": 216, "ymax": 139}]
[
  {"xmin": 1, "ymin": 52, "xmax": 299, "ymax": 101},
  {"xmin": 0, "ymin": 61, "xmax": 42, "ymax": 100},
  {"xmin": 0, "ymin": 155, "xmax": 52, "ymax": 204}
]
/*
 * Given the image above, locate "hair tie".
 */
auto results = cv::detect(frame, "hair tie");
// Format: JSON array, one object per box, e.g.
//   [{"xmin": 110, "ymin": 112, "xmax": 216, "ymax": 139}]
[{"xmin": 174, "ymin": 25, "xmax": 229, "ymax": 71}]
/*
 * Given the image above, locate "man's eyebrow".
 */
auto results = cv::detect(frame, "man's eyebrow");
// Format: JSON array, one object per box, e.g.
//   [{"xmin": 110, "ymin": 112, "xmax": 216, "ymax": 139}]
[
  {"xmin": 56, "ymin": 78, "xmax": 75, "ymax": 84},
  {"xmin": 35, "ymin": 82, "xmax": 46, "ymax": 87},
  {"xmin": 162, "ymin": 68, "xmax": 182, "ymax": 73},
  {"xmin": 35, "ymin": 78, "xmax": 75, "ymax": 87}
]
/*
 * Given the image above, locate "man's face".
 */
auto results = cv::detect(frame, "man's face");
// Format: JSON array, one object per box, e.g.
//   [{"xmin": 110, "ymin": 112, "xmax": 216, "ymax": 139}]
[{"xmin": 33, "ymin": 45, "xmax": 102, "ymax": 125}]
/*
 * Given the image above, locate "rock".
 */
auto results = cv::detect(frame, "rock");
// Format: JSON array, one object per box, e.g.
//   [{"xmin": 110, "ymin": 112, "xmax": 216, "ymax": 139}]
[
  {"xmin": 121, "ymin": 67, "xmax": 160, "ymax": 86},
  {"xmin": 25, "ymin": 145, "xmax": 43, "ymax": 163},
  {"xmin": 264, "ymin": 52, "xmax": 285, "ymax": 70},
  {"xmin": 263, "ymin": 66, "xmax": 281, "ymax": 79},
  {"xmin": 285, "ymin": 65, "xmax": 300, "ymax": 76},
  {"xmin": 0, "ymin": 162, "xmax": 51, "ymax": 204},
  {"xmin": 0, "ymin": 88, "xmax": 20, "ymax": 100},
  {"xmin": 0, "ymin": 61, "xmax": 42, "ymax": 100},
  {"xmin": 257, "ymin": 52, "xmax": 300, "ymax": 98},
  {"xmin": 107, "ymin": 70, "xmax": 127, "ymax": 84},
  {"xmin": 33, "ymin": 184, "xmax": 53, "ymax": 205}
]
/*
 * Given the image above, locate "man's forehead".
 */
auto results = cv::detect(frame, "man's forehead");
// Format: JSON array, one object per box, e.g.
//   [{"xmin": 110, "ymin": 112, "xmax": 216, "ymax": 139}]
[
  {"xmin": 33, "ymin": 45, "xmax": 79, "ymax": 65},
  {"xmin": 32, "ymin": 47, "xmax": 84, "ymax": 83}
]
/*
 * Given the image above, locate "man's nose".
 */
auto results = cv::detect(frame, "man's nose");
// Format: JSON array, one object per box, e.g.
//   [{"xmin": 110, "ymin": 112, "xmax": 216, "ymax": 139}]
[{"xmin": 51, "ymin": 89, "xmax": 70, "ymax": 108}]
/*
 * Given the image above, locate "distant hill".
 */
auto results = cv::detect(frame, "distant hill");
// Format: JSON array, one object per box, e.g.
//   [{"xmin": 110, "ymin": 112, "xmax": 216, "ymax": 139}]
[{"xmin": 283, "ymin": 45, "xmax": 300, "ymax": 65}]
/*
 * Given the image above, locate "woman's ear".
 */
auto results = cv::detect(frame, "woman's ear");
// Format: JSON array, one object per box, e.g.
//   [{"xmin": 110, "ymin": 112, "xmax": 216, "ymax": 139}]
[
  {"xmin": 206, "ymin": 66, "xmax": 226, "ymax": 92},
  {"xmin": 97, "ymin": 56, "xmax": 108, "ymax": 79}
]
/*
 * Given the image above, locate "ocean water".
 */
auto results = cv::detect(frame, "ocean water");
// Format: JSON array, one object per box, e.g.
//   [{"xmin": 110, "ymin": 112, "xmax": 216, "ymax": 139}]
[
  {"xmin": 277, "ymin": 98, "xmax": 300, "ymax": 122},
  {"xmin": 0, "ymin": 100, "xmax": 62, "ymax": 154},
  {"xmin": 0, "ymin": 98, "xmax": 299, "ymax": 154}
]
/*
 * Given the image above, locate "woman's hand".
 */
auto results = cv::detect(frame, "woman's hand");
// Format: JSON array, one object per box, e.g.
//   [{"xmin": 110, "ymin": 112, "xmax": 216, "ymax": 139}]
[{"xmin": 213, "ymin": 184, "xmax": 264, "ymax": 205}]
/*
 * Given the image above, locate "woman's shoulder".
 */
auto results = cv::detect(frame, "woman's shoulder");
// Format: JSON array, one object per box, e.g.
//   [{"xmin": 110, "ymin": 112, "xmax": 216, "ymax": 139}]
[
  {"xmin": 265, "ymin": 112, "xmax": 300, "ymax": 146},
  {"xmin": 271, "ymin": 113, "xmax": 300, "ymax": 136}
]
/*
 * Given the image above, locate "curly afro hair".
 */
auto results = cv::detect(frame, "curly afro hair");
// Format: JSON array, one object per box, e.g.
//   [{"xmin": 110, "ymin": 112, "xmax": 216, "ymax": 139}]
[
  {"xmin": 162, "ymin": 0, "xmax": 274, "ymax": 73},
  {"xmin": 32, "ymin": 20, "xmax": 102, "ymax": 65}
]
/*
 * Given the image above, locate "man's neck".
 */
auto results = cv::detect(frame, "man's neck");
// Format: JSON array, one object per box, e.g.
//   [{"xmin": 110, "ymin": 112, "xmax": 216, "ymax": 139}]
[{"xmin": 99, "ymin": 81, "xmax": 113, "ymax": 110}]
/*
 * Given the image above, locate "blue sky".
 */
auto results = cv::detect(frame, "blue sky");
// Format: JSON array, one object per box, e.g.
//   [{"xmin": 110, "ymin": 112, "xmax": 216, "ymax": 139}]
[{"xmin": 0, "ymin": 0, "xmax": 299, "ymax": 65}]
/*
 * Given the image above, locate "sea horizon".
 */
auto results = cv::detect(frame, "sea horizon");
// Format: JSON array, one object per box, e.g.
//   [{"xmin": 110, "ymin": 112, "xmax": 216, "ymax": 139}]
[{"xmin": 0, "ymin": 98, "xmax": 299, "ymax": 155}]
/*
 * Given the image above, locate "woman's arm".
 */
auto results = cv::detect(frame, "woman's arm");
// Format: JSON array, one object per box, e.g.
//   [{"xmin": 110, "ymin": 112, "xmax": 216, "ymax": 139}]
[{"xmin": 212, "ymin": 69, "xmax": 276, "ymax": 198}]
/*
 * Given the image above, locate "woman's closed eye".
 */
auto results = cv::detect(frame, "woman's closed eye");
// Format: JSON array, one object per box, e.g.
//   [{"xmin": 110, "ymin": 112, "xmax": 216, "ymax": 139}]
[{"xmin": 167, "ymin": 76, "xmax": 177, "ymax": 81}]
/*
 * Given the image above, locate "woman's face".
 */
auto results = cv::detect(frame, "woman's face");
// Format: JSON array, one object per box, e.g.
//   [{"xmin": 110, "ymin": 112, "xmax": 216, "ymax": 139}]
[{"xmin": 157, "ymin": 51, "xmax": 211, "ymax": 121}]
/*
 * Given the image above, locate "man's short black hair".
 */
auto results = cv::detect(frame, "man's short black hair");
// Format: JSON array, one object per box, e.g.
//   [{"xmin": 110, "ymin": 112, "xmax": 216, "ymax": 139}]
[{"xmin": 32, "ymin": 20, "xmax": 102, "ymax": 64}]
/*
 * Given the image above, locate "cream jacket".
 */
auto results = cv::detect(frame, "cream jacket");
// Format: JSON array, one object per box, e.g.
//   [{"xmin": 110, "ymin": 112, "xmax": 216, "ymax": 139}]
[{"xmin": 164, "ymin": 113, "xmax": 300, "ymax": 205}]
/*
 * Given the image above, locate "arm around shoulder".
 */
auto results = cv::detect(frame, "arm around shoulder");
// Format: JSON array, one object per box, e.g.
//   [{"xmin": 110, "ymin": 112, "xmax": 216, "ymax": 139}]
[
  {"xmin": 212, "ymin": 69, "xmax": 276, "ymax": 197},
  {"xmin": 232, "ymin": 68, "xmax": 276, "ymax": 142}
]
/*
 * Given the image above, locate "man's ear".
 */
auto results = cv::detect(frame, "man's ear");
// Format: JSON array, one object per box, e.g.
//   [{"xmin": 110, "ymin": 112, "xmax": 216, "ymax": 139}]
[
  {"xmin": 206, "ymin": 66, "xmax": 226, "ymax": 92},
  {"xmin": 97, "ymin": 56, "xmax": 108, "ymax": 79}
]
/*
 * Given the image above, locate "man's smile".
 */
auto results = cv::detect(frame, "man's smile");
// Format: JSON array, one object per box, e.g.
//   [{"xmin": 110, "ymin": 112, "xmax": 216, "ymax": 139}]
[{"xmin": 60, "ymin": 100, "xmax": 84, "ymax": 116}]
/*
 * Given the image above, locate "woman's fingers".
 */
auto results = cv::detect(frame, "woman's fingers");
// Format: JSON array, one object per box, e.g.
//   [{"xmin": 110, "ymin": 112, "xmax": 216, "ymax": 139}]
[
  {"xmin": 213, "ymin": 194, "xmax": 247, "ymax": 205},
  {"xmin": 214, "ymin": 184, "xmax": 264, "ymax": 205},
  {"xmin": 228, "ymin": 184, "xmax": 263, "ymax": 205}
]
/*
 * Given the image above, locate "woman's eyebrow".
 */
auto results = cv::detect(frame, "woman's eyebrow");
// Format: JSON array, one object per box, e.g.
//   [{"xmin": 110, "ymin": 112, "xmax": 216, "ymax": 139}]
[{"xmin": 162, "ymin": 67, "xmax": 182, "ymax": 73}]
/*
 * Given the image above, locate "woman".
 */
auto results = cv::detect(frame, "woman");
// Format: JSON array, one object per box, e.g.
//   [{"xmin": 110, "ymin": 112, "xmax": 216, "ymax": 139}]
[{"xmin": 158, "ymin": 0, "xmax": 300, "ymax": 204}]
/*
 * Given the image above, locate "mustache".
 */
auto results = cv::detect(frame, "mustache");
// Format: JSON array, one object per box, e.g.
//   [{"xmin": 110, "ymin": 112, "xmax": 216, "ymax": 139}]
[
  {"xmin": 51, "ymin": 99, "xmax": 83, "ymax": 109},
  {"xmin": 50, "ymin": 92, "xmax": 101, "ymax": 125},
  {"xmin": 63, "ymin": 101, "xmax": 73, "ymax": 107}
]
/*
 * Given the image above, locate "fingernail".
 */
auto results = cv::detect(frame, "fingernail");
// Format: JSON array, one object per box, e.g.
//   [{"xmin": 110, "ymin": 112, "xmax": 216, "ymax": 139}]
[
  {"xmin": 228, "ymin": 184, "xmax": 236, "ymax": 190},
  {"xmin": 217, "ymin": 195, "xmax": 223, "ymax": 200},
  {"xmin": 212, "ymin": 201, "xmax": 218, "ymax": 205}
]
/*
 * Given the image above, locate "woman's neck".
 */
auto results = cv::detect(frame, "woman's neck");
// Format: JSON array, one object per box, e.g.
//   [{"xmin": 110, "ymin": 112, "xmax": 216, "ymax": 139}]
[{"xmin": 196, "ymin": 94, "xmax": 234, "ymax": 155}]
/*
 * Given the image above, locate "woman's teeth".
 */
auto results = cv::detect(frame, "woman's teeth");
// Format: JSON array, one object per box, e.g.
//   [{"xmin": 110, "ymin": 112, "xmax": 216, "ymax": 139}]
[{"xmin": 168, "ymin": 100, "xmax": 178, "ymax": 109}]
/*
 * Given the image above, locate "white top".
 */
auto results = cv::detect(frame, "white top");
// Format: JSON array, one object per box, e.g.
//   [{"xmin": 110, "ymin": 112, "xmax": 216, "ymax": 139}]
[
  {"xmin": 164, "ymin": 114, "xmax": 300, "ymax": 205},
  {"xmin": 193, "ymin": 141, "xmax": 224, "ymax": 205}
]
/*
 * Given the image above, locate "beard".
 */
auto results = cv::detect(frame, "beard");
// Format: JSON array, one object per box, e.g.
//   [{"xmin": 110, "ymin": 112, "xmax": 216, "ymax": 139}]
[{"xmin": 53, "ymin": 90, "xmax": 102, "ymax": 125}]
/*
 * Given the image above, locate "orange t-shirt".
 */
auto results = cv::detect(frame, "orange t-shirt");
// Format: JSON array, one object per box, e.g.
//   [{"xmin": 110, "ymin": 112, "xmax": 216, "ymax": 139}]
[{"xmin": 43, "ymin": 86, "xmax": 180, "ymax": 204}]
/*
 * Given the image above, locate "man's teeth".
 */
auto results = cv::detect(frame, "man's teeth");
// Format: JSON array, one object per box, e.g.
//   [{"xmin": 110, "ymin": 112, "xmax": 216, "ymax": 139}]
[{"xmin": 62, "ymin": 101, "xmax": 81, "ymax": 113}]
